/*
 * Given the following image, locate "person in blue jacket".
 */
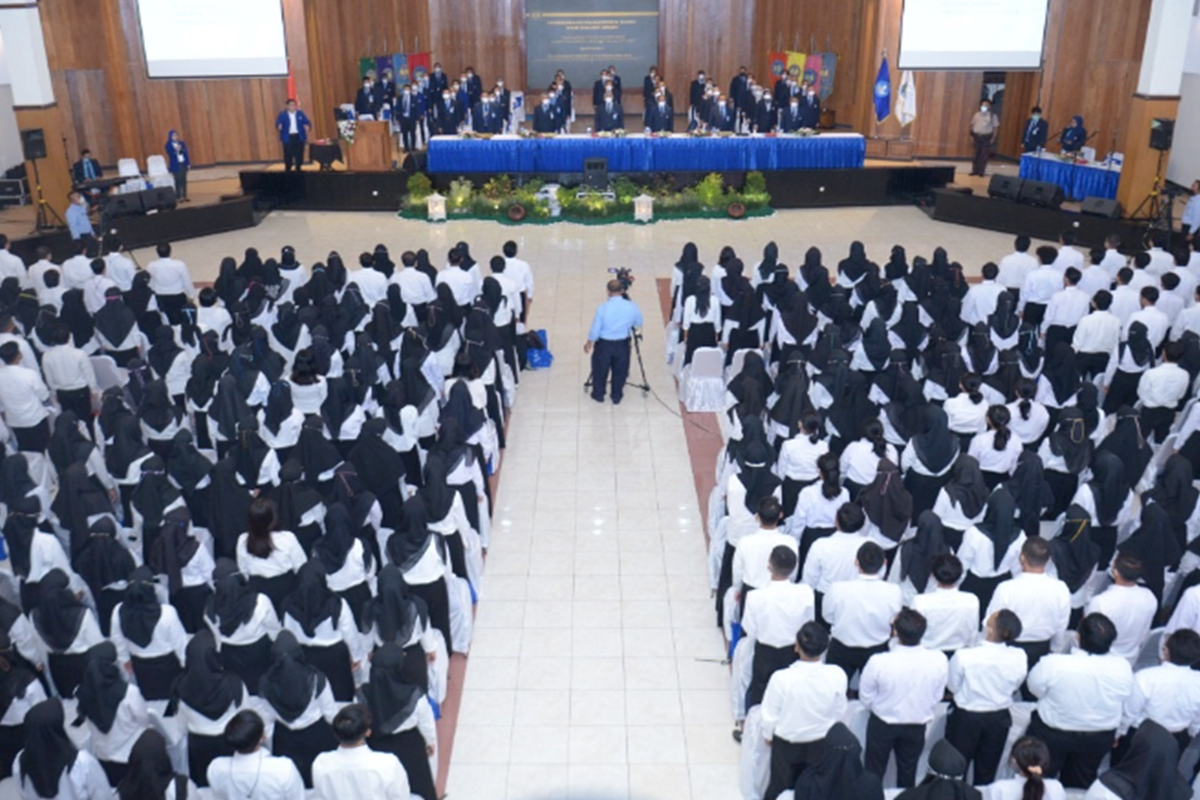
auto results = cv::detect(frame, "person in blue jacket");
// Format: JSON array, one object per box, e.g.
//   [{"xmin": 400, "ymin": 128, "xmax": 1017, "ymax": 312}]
[
  {"xmin": 276, "ymin": 99, "xmax": 313, "ymax": 172},
  {"xmin": 1060, "ymin": 115, "xmax": 1087, "ymax": 154},
  {"xmin": 165, "ymin": 130, "xmax": 190, "ymax": 201}
]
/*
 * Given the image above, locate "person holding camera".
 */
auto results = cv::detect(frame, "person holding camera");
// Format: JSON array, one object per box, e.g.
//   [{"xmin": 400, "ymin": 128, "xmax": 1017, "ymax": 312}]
[{"xmin": 585, "ymin": 278, "xmax": 643, "ymax": 404}]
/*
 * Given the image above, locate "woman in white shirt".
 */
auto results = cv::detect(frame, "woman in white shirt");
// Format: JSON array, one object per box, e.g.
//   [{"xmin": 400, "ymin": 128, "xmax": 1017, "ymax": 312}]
[
  {"xmin": 681, "ymin": 275, "xmax": 720, "ymax": 367},
  {"xmin": 944, "ymin": 373, "xmax": 990, "ymax": 445},
  {"xmin": 386, "ymin": 496, "xmax": 453, "ymax": 653},
  {"xmin": 1006, "ymin": 378, "xmax": 1050, "ymax": 448},
  {"xmin": 357, "ymin": 642, "xmax": 439, "ymax": 800},
  {"xmin": 287, "ymin": 348, "xmax": 329, "ymax": 417},
  {"xmin": 29, "ymin": 569, "xmax": 104, "ymax": 700},
  {"xmin": 14, "ymin": 699, "xmax": 111, "ymax": 800},
  {"xmin": 257, "ymin": 381, "xmax": 304, "ymax": 462},
  {"xmin": 363, "ymin": 566, "xmax": 441, "ymax": 692},
  {"xmin": 168, "ymin": 630, "xmax": 249, "ymax": 788},
  {"xmin": 931, "ymin": 455, "xmax": 989, "ymax": 551},
  {"xmin": 145, "ymin": 326, "xmax": 191, "ymax": 408},
  {"xmin": 1101, "ymin": 321, "xmax": 1153, "ymax": 415},
  {"xmin": 75, "ymin": 642, "xmax": 151, "ymax": 786},
  {"xmin": 957, "ymin": 487, "xmax": 1026, "ymax": 612},
  {"xmin": 110, "ymin": 568, "xmax": 189, "ymax": 706},
  {"xmin": 902, "ymin": 405, "xmax": 961, "ymax": 518},
  {"xmin": 146, "ymin": 507, "xmax": 215, "ymax": 634},
  {"xmin": 776, "ymin": 411, "xmax": 829, "ymax": 518},
  {"xmin": 792, "ymin": 452, "xmax": 850, "ymax": 569},
  {"xmin": 205, "ymin": 559, "xmax": 281, "ymax": 696},
  {"xmin": 968, "ymin": 405, "xmax": 1024, "ymax": 488},
  {"xmin": 282, "ymin": 559, "xmax": 366, "ymax": 703},
  {"xmin": 236, "ymin": 497, "xmax": 307, "ymax": 614},
  {"xmin": 983, "ymin": 735, "xmax": 1066, "ymax": 800},
  {"xmin": 258, "ymin": 631, "xmax": 340, "ymax": 789},
  {"xmin": 839, "ymin": 418, "xmax": 897, "ymax": 498},
  {"xmin": 1068, "ymin": 450, "xmax": 1132, "ymax": 570}
]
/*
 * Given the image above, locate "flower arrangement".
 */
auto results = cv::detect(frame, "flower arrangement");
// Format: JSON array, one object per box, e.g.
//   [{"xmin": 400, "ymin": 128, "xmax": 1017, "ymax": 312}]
[
  {"xmin": 337, "ymin": 119, "xmax": 357, "ymax": 144},
  {"xmin": 614, "ymin": 129, "xmax": 627, "ymax": 138}
]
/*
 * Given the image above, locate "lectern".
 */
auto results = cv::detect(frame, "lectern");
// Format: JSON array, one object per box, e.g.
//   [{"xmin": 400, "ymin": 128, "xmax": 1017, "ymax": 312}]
[{"xmin": 348, "ymin": 121, "xmax": 393, "ymax": 171}]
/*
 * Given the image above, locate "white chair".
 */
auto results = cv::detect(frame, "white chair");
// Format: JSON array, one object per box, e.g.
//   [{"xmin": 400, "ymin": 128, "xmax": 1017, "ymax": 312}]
[
  {"xmin": 146, "ymin": 155, "xmax": 174, "ymax": 189},
  {"xmin": 727, "ymin": 347, "xmax": 753, "ymax": 383},
  {"xmin": 117, "ymin": 158, "xmax": 140, "ymax": 178},
  {"xmin": 89, "ymin": 355, "xmax": 127, "ymax": 392},
  {"xmin": 681, "ymin": 347, "xmax": 726, "ymax": 412}
]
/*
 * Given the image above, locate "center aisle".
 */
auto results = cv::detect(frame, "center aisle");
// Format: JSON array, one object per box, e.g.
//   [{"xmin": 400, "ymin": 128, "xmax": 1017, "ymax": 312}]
[{"xmin": 445, "ymin": 239, "xmax": 739, "ymax": 800}]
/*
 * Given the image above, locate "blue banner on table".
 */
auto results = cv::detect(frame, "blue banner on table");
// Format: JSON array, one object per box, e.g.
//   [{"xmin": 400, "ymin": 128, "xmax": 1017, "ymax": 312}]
[
  {"xmin": 819, "ymin": 53, "xmax": 837, "ymax": 101},
  {"xmin": 873, "ymin": 56, "xmax": 891, "ymax": 122},
  {"xmin": 1019, "ymin": 153, "xmax": 1120, "ymax": 201}
]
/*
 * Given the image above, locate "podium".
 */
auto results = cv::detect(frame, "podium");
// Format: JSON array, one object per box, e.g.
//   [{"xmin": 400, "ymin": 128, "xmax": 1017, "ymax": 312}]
[{"xmin": 347, "ymin": 120, "xmax": 393, "ymax": 171}]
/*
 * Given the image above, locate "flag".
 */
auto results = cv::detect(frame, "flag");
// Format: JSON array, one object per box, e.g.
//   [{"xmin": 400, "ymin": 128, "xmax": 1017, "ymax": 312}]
[
  {"xmin": 392, "ymin": 53, "xmax": 410, "ymax": 85},
  {"xmin": 786, "ymin": 51, "xmax": 806, "ymax": 80},
  {"xmin": 819, "ymin": 53, "xmax": 837, "ymax": 101},
  {"xmin": 408, "ymin": 52, "xmax": 432, "ymax": 84},
  {"xmin": 803, "ymin": 54, "xmax": 822, "ymax": 91},
  {"xmin": 897, "ymin": 70, "xmax": 917, "ymax": 127},
  {"xmin": 375, "ymin": 56, "xmax": 392, "ymax": 78},
  {"xmin": 873, "ymin": 55, "xmax": 891, "ymax": 123},
  {"xmin": 768, "ymin": 51, "xmax": 787, "ymax": 81},
  {"xmin": 358, "ymin": 58, "xmax": 375, "ymax": 79}
]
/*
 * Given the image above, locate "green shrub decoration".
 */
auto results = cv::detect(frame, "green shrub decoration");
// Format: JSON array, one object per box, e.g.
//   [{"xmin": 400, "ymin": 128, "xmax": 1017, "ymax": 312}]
[{"xmin": 406, "ymin": 173, "xmax": 433, "ymax": 201}]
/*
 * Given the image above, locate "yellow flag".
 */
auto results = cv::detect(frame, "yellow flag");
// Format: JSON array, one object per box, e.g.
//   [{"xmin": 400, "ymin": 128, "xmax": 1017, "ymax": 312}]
[{"xmin": 785, "ymin": 51, "xmax": 807, "ymax": 80}]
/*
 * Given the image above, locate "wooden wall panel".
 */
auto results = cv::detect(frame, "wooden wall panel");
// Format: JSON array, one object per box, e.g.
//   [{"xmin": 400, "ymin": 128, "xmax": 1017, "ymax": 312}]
[{"xmin": 54, "ymin": 70, "xmax": 117, "ymax": 166}]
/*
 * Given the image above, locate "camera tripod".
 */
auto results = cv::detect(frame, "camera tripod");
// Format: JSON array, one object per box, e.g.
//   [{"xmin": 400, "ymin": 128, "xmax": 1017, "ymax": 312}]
[
  {"xmin": 30, "ymin": 158, "xmax": 65, "ymax": 232},
  {"xmin": 583, "ymin": 326, "xmax": 652, "ymax": 397},
  {"xmin": 1130, "ymin": 149, "xmax": 1178, "ymax": 249}
]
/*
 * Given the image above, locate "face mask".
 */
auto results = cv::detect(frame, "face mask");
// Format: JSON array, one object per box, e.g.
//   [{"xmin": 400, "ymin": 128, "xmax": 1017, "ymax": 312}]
[
  {"xmin": 807, "ymin": 91, "xmax": 815, "ymax": 98},
  {"xmin": 980, "ymin": 105, "xmax": 988, "ymax": 112},
  {"xmin": 605, "ymin": 97, "xmax": 613, "ymax": 103},
  {"xmin": 404, "ymin": 90, "xmax": 411, "ymax": 96},
  {"xmin": 497, "ymin": 81, "xmax": 504, "ymax": 87},
  {"xmin": 699, "ymin": 75, "xmax": 705, "ymax": 81},
  {"xmin": 791, "ymin": 103, "xmax": 799, "ymax": 110},
  {"xmin": 1031, "ymin": 113, "xmax": 1040, "ymax": 121},
  {"xmin": 542, "ymin": 100, "xmax": 550, "ymax": 106},
  {"xmin": 718, "ymin": 101, "xmax": 726, "ymax": 108},
  {"xmin": 444, "ymin": 95, "xmax": 451, "ymax": 102}
]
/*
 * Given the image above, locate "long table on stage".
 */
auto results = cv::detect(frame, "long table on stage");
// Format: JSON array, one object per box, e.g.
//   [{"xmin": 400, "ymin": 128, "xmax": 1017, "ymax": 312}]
[
  {"xmin": 425, "ymin": 133, "xmax": 867, "ymax": 174},
  {"xmin": 1019, "ymin": 151, "xmax": 1121, "ymax": 201}
]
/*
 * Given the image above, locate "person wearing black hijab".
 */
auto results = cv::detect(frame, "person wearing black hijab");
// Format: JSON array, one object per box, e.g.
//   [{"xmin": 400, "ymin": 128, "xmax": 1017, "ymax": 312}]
[
  {"xmin": 205, "ymin": 558, "xmax": 281, "ymax": 695},
  {"xmin": 1104, "ymin": 320, "xmax": 1155, "ymax": 414},
  {"xmin": 1048, "ymin": 504, "xmax": 1100, "ymax": 601},
  {"xmin": 76, "ymin": 641, "xmax": 150, "ymax": 786},
  {"xmin": 202, "ymin": 455, "xmax": 252, "ymax": 562},
  {"xmin": 1036, "ymin": 407, "xmax": 1093, "ymax": 519},
  {"xmin": 681, "ymin": 274, "xmax": 720, "ymax": 366},
  {"xmin": 116, "ymin": 730, "xmax": 193, "ymax": 800},
  {"xmin": 347, "ymin": 417, "xmax": 407, "ymax": 530},
  {"xmin": 902, "ymin": 405, "xmax": 960, "ymax": 518},
  {"xmin": 266, "ymin": 458, "xmax": 325, "ymax": 553},
  {"xmin": 1118, "ymin": 504, "xmax": 1181, "ymax": 605},
  {"xmin": 111, "ymin": 567, "xmax": 187, "ymax": 703},
  {"xmin": 1073, "ymin": 450, "xmax": 1133, "ymax": 568},
  {"xmin": 859, "ymin": 458, "xmax": 913, "ymax": 551},
  {"xmin": 1004, "ymin": 451, "xmax": 1053, "ymax": 540},
  {"xmin": 259, "ymin": 631, "xmax": 338, "ymax": 788},
  {"xmin": 1091, "ymin": 720, "xmax": 1191, "ymax": 800},
  {"xmin": 167, "ymin": 630, "xmax": 245, "ymax": 787},
  {"xmin": 15, "ymin": 699, "xmax": 111, "ymax": 800},
  {"xmin": 364, "ymin": 566, "xmax": 435, "ymax": 693},
  {"xmin": 72, "ymin": 517, "xmax": 136, "ymax": 636},
  {"xmin": 165, "ymin": 429, "xmax": 212, "ymax": 527},
  {"xmin": 129, "ymin": 455, "xmax": 184, "ymax": 563},
  {"xmin": 30, "ymin": 568, "xmax": 104, "ymax": 700},
  {"xmin": 106, "ymin": 414, "xmax": 153, "ymax": 522},
  {"xmin": 0, "ymin": 629, "xmax": 46, "ymax": 781},
  {"xmin": 931, "ymin": 455, "xmax": 989, "ymax": 551},
  {"xmin": 1097, "ymin": 405, "xmax": 1153, "ymax": 494},
  {"xmin": 791, "ymin": 722, "xmax": 884, "ymax": 800},
  {"xmin": 386, "ymin": 495, "xmax": 453, "ymax": 652},
  {"xmin": 231, "ymin": 417, "xmax": 279, "ymax": 491},
  {"xmin": 900, "ymin": 511, "xmax": 950, "ymax": 595},
  {"xmin": 836, "ymin": 241, "xmax": 875, "ymax": 289},
  {"xmin": 94, "ymin": 287, "xmax": 142, "ymax": 366},
  {"xmin": 357, "ymin": 642, "xmax": 438, "ymax": 800},
  {"xmin": 1142, "ymin": 454, "xmax": 1199, "ymax": 550},
  {"xmin": 895, "ymin": 739, "xmax": 981, "ymax": 800},
  {"xmin": 432, "ymin": 416, "xmax": 490, "ymax": 540},
  {"xmin": 147, "ymin": 507, "xmax": 215, "ymax": 633},
  {"xmin": 956, "ymin": 488, "xmax": 1021, "ymax": 612},
  {"xmin": 257, "ymin": 381, "xmax": 303, "ymax": 464},
  {"xmin": 280, "ymin": 559, "xmax": 364, "ymax": 702},
  {"xmin": 294, "ymin": 413, "xmax": 343, "ymax": 489},
  {"xmin": 718, "ymin": 433, "xmax": 782, "ymax": 625}
]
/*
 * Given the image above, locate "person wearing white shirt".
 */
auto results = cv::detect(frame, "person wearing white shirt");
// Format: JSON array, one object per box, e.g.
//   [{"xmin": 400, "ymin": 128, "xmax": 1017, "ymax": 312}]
[
  {"xmin": 962, "ymin": 263, "xmax": 1007, "ymax": 325},
  {"xmin": 1042, "ymin": 268, "xmax": 1091, "ymax": 350},
  {"xmin": 996, "ymin": 235, "xmax": 1038, "ymax": 300},
  {"xmin": 1006, "ymin": 381, "xmax": 1050, "ymax": 446},
  {"xmin": 741, "ymin": 546, "xmax": 815, "ymax": 710},
  {"xmin": 13, "ymin": 699, "xmax": 112, "ymax": 800},
  {"xmin": 1137, "ymin": 341, "xmax": 1189, "ymax": 441},
  {"xmin": 197, "ymin": 288, "xmax": 233, "ymax": 343},
  {"xmin": 1072, "ymin": 291, "xmax": 1121, "ymax": 380},
  {"xmin": 913, "ymin": 555, "xmax": 980, "ymax": 655},
  {"xmin": 986, "ymin": 537, "xmax": 1070, "ymax": 680},
  {"xmin": 235, "ymin": 499, "xmax": 308, "ymax": 612},
  {"xmin": 732, "ymin": 498, "xmax": 798, "ymax": 592},
  {"xmin": 41, "ymin": 324, "xmax": 99, "ymax": 423},
  {"xmin": 1053, "ymin": 232, "xmax": 1085, "ymax": 273},
  {"xmin": 0, "ymin": 234, "xmax": 28, "ymax": 289},
  {"xmin": 102, "ymin": 236, "xmax": 137, "ymax": 292},
  {"xmin": 1123, "ymin": 287, "xmax": 1170, "ymax": 349},
  {"xmin": 349, "ymin": 253, "xmax": 391, "ymax": 306},
  {"xmin": 944, "ymin": 375, "xmax": 990, "ymax": 438},
  {"xmin": 1127, "ymin": 253, "xmax": 1156, "ymax": 292},
  {"xmin": 1166, "ymin": 582, "xmax": 1200, "ymax": 636},
  {"xmin": 207, "ymin": 710, "xmax": 305, "ymax": 800},
  {"xmin": 313, "ymin": 704, "xmax": 411, "ymax": 800},
  {"xmin": 1144, "ymin": 233, "xmax": 1175, "ymax": 276},
  {"xmin": 502, "ymin": 240, "xmax": 535, "ymax": 324},
  {"xmin": 823, "ymin": 542, "xmax": 903, "ymax": 680},
  {"xmin": 1098, "ymin": 233, "xmax": 1126, "ymax": 279},
  {"xmin": 860, "ymin": 608, "xmax": 949, "ymax": 788},
  {"xmin": 60, "ymin": 240, "xmax": 94, "ymax": 290},
  {"xmin": 1077, "ymin": 249, "xmax": 1113, "ymax": 298},
  {"xmin": 983, "ymin": 735, "xmax": 1068, "ymax": 800},
  {"xmin": 760, "ymin": 622, "xmax": 848, "ymax": 800},
  {"xmin": 1156, "ymin": 271, "xmax": 1185, "ymax": 325},
  {"xmin": 1108, "ymin": 269, "xmax": 1142, "ymax": 328},
  {"xmin": 776, "ymin": 413, "xmax": 830, "ymax": 516},
  {"xmin": 436, "ymin": 250, "xmax": 479, "ymax": 309},
  {"xmin": 801, "ymin": 502, "xmax": 868, "ymax": 597},
  {"xmin": 1026, "ymin": 613, "xmax": 1135, "ymax": 789},
  {"xmin": 145, "ymin": 243, "xmax": 194, "ymax": 324},
  {"xmin": 27, "ymin": 247, "xmax": 58, "ymax": 297},
  {"xmin": 1119, "ymin": 629, "xmax": 1200, "ymax": 756},
  {"xmin": 1018, "ymin": 246, "xmax": 1064, "ymax": 327},
  {"xmin": 82, "ymin": 259, "xmax": 117, "ymax": 316},
  {"xmin": 394, "ymin": 251, "xmax": 438, "ymax": 313},
  {"xmin": 946, "ymin": 609, "xmax": 1028, "ymax": 786},
  {"xmin": 1084, "ymin": 555, "xmax": 1156, "ymax": 667},
  {"xmin": 791, "ymin": 454, "xmax": 852, "ymax": 572},
  {"xmin": 1171, "ymin": 284, "xmax": 1200, "ymax": 340},
  {"xmin": 109, "ymin": 571, "xmax": 189, "ymax": 704},
  {"xmin": 839, "ymin": 421, "xmax": 897, "ymax": 495},
  {"xmin": 968, "ymin": 406, "xmax": 1023, "ymax": 483},
  {"xmin": 0, "ymin": 342, "xmax": 52, "ymax": 451}
]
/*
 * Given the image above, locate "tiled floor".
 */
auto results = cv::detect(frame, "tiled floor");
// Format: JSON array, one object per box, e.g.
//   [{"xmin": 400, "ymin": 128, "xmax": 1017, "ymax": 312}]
[{"xmin": 106, "ymin": 199, "xmax": 1046, "ymax": 800}]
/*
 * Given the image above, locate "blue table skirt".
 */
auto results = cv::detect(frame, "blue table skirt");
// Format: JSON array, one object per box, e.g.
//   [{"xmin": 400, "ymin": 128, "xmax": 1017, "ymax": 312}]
[
  {"xmin": 1019, "ymin": 154, "xmax": 1120, "ymax": 201},
  {"xmin": 426, "ymin": 134, "xmax": 866, "ymax": 174}
]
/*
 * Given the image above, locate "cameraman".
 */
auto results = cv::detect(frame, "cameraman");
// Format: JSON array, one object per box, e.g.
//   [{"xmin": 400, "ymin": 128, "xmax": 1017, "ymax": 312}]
[{"xmin": 585, "ymin": 279, "xmax": 644, "ymax": 404}]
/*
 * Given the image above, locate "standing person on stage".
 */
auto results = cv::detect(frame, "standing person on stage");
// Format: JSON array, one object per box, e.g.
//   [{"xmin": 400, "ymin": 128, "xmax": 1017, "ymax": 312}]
[
  {"xmin": 1022, "ymin": 106, "xmax": 1050, "ymax": 152},
  {"xmin": 165, "ymin": 130, "xmax": 190, "ymax": 203},
  {"xmin": 689, "ymin": 70, "xmax": 707, "ymax": 123},
  {"xmin": 780, "ymin": 95, "xmax": 803, "ymax": 133},
  {"xmin": 533, "ymin": 94, "xmax": 558, "ymax": 134},
  {"xmin": 494, "ymin": 79, "xmax": 512, "ymax": 132},
  {"xmin": 969, "ymin": 99, "xmax": 997, "ymax": 177},
  {"xmin": 643, "ymin": 66, "xmax": 658, "ymax": 127},
  {"xmin": 607, "ymin": 64, "xmax": 622, "ymax": 101},
  {"xmin": 585, "ymin": 279, "xmax": 643, "ymax": 405},
  {"xmin": 553, "ymin": 70, "xmax": 573, "ymax": 130},
  {"xmin": 595, "ymin": 89, "xmax": 624, "ymax": 133},
  {"xmin": 276, "ymin": 99, "xmax": 312, "ymax": 172},
  {"xmin": 799, "ymin": 84, "xmax": 821, "ymax": 129},
  {"xmin": 436, "ymin": 88, "xmax": 462, "ymax": 135},
  {"xmin": 1182, "ymin": 179, "xmax": 1200, "ymax": 242},
  {"xmin": 397, "ymin": 83, "xmax": 420, "ymax": 153},
  {"xmin": 356, "ymin": 72, "xmax": 379, "ymax": 118},
  {"xmin": 709, "ymin": 94, "xmax": 736, "ymax": 133},
  {"xmin": 754, "ymin": 91, "xmax": 778, "ymax": 133},
  {"xmin": 471, "ymin": 91, "xmax": 502, "ymax": 135},
  {"xmin": 592, "ymin": 69, "xmax": 612, "ymax": 112}
]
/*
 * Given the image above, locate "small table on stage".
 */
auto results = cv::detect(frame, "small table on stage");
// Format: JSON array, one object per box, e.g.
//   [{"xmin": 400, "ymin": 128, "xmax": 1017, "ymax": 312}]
[
  {"xmin": 425, "ymin": 132, "xmax": 867, "ymax": 174},
  {"xmin": 308, "ymin": 141, "xmax": 343, "ymax": 170},
  {"xmin": 347, "ymin": 120, "xmax": 393, "ymax": 171},
  {"xmin": 1019, "ymin": 151, "xmax": 1121, "ymax": 201}
]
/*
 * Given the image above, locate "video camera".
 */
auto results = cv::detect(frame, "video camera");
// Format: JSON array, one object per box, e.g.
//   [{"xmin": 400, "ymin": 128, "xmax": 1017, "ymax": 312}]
[{"xmin": 608, "ymin": 266, "xmax": 635, "ymax": 295}]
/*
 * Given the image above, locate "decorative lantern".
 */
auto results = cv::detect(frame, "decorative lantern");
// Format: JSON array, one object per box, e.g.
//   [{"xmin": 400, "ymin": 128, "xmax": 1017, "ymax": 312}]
[
  {"xmin": 633, "ymin": 193, "xmax": 654, "ymax": 223},
  {"xmin": 427, "ymin": 192, "xmax": 446, "ymax": 222}
]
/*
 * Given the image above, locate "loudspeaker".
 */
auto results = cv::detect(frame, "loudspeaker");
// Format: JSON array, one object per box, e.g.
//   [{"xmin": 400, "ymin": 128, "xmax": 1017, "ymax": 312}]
[
  {"xmin": 141, "ymin": 186, "xmax": 177, "ymax": 212},
  {"xmin": 401, "ymin": 150, "xmax": 427, "ymax": 175},
  {"xmin": 1080, "ymin": 196, "xmax": 1123, "ymax": 219},
  {"xmin": 19, "ymin": 129, "xmax": 46, "ymax": 161},
  {"xmin": 987, "ymin": 174, "xmax": 1023, "ymax": 201},
  {"xmin": 1018, "ymin": 179, "xmax": 1064, "ymax": 209},
  {"xmin": 105, "ymin": 192, "xmax": 144, "ymax": 219},
  {"xmin": 1150, "ymin": 118, "xmax": 1174, "ymax": 151},
  {"xmin": 583, "ymin": 157, "xmax": 608, "ymax": 190}
]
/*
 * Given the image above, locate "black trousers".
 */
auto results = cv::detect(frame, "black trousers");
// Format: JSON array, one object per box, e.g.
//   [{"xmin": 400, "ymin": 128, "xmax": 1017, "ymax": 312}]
[
  {"xmin": 1026, "ymin": 712, "xmax": 1115, "ymax": 789},
  {"xmin": 767, "ymin": 735, "xmax": 827, "ymax": 800},
  {"xmin": 173, "ymin": 168, "xmax": 188, "ymax": 200},
  {"xmin": 1141, "ymin": 405, "xmax": 1175, "ymax": 443},
  {"xmin": 156, "ymin": 293, "xmax": 188, "ymax": 326},
  {"xmin": 971, "ymin": 133, "xmax": 992, "ymax": 175},
  {"xmin": 865, "ymin": 713, "xmax": 926, "ymax": 788},
  {"xmin": 747, "ymin": 642, "xmax": 797, "ymax": 709},
  {"xmin": 591, "ymin": 337, "xmax": 631, "ymax": 402},
  {"xmin": 825, "ymin": 638, "xmax": 888, "ymax": 682},
  {"xmin": 1044, "ymin": 324, "xmax": 1075, "ymax": 354},
  {"xmin": 1014, "ymin": 639, "xmax": 1052, "ymax": 700},
  {"xmin": 13, "ymin": 418, "xmax": 50, "ymax": 453},
  {"xmin": 56, "ymin": 387, "xmax": 92, "ymax": 426},
  {"xmin": 283, "ymin": 134, "xmax": 304, "ymax": 171},
  {"xmin": 1076, "ymin": 351, "xmax": 1110, "ymax": 381},
  {"xmin": 400, "ymin": 120, "xmax": 417, "ymax": 152},
  {"xmin": 944, "ymin": 707, "xmax": 1011, "ymax": 785}
]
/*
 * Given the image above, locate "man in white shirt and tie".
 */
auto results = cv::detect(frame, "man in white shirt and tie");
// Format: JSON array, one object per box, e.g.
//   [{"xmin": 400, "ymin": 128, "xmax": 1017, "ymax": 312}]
[
  {"xmin": 860, "ymin": 608, "xmax": 949, "ymax": 788},
  {"xmin": 1137, "ymin": 340, "xmax": 1190, "ymax": 441},
  {"xmin": 313, "ymin": 704, "xmax": 411, "ymax": 800},
  {"xmin": 912, "ymin": 554, "xmax": 980, "ymax": 656},
  {"xmin": 823, "ymin": 542, "xmax": 903, "ymax": 682},
  {"xmin": 207, "ymin": 710, "xmax": 305, "ymax": 800},
  {"xmin": 760, "ymin": 622, "xmax": 848, "ymax": 800},
  {"xmin": 741, "ymin": 546, "xmax": 815, "ymax": 709},
  {"xmin": 1084, "ymin": 553, "xmax": 1157, "ymax": 664},
  {"xmin": 503, "ymin": 240, "xmax": 535, "ymax": 327},
  {"xmin": 1018, "ymin": 246, "xmax": 1063, "ymax": 328},
  {"xmin": 946, "ymin": 609, "xmax": 1028, "ymax": 786},
  {"xmin": 961, "ymin": 263, "xmax": 1007, "ymax": 326},
  {"xmin": 996, "ymin": 234, "xmax": 1038, "ymax": 302},
  {"xmin": 1042, "ymin": 267, "xmax": 1091, "ymax": 352},
  {"xmin": 1120, "ymin": 629, "xmax": 1200, "ymax": 758},
  {"xmin": 1026, "ymin": 613, "xmax": 1135, "ymax": 789},
  {"xmin": 145, "ymin": 242, "xmax": 195, "ymax": 325},
  {"xmin": 985, "ymin": 537, "xmax": 1070, "ymax": 685}
]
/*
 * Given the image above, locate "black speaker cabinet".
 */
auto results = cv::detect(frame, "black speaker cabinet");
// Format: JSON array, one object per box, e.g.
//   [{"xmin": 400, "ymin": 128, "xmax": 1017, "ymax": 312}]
[
  {"xmin": 105, "ymin": 192, "xmax": 144, "ymax": 219},
  {"xmin": 987, "ymin": 174, "xmax": 1023, "ymax": 201},
  {"xmin": 141, "ymin": 186, "xmax": 177, "ymax": 212},
  {"xmin": 1018, "ymin": 179, "xmax": 1064, "ymax": 209},
  {"xmin": 1150, "ymin": 118, "xmax": 1175, "ymax": 151},
  {"xmin": 583, "ymin": 157, "xmax": 608, "ymax": 190},
  {"xmin": 1080, "ymin": 196, "xmax": 1123, "ymax": 219},
  {"xmin": 19, "ymin": 129, "xmax": 46, "ymax": 161}
]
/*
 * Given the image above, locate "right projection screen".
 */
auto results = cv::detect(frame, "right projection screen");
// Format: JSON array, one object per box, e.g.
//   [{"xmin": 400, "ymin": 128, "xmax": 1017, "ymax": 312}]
[{"xmin": 899, "ymin": 0, "xmax": 1052, "ymax": 70}]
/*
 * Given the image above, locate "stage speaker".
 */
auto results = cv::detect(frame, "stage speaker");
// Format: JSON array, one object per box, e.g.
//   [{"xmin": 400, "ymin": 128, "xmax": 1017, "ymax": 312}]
[
  {"xmin": 1018, "ymin": 179, "xmax": 1064, "ymax": 209},
  {"xmin": 1150, "ymin": 118, "xmax": 1174, "ymax": 151},
  {"xmin": 987, "ymin": 174, "xmax": 1023, "ymax": 201},
  {"xmin": 583, "ymin": 157, "xmax": 608, "ymax": 190},
  {"xmin": 105, "ymin": 192, "xmax": 144, "ymax": 218},
  {"xmin": 1080, "ymin": 196, "xmax": 1123, "ymax": 219},
  {"xmin": 141, "ymin": 186, "xmax": 177, "ymax": 212},
  {"xmin": 19, "ymin": 129, "xmax": 46, "ymax": 161},
  {"xmin": 401, "ymin": 150, "xmax": 427, "ymax": 175}
]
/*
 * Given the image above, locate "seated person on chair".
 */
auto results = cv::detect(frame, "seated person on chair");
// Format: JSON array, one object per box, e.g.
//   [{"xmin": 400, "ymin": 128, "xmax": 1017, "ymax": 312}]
[
  {"xmin": 595, "ymin": 91, "xmax": 625, "ymax": 132},
  {"xmin": 1060, "ymin": 115, "xmax": 1087, "ymax": 154},
  {"xmin": 471, "ymin": 92, "xmax": 503, "ymax": 135}
]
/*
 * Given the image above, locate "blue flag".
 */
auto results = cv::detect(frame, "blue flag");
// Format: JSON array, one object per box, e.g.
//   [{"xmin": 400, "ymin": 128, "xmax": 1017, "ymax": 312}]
[{"xmin": 873, "ymin": 56, "xmax": 891, "ymax": 123}]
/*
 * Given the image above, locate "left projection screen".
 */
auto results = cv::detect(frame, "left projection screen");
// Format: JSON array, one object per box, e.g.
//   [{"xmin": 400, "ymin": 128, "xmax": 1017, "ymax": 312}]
[{"xmin": 135, "ymin": 0, "xmax": 289, "ymax": 79}]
